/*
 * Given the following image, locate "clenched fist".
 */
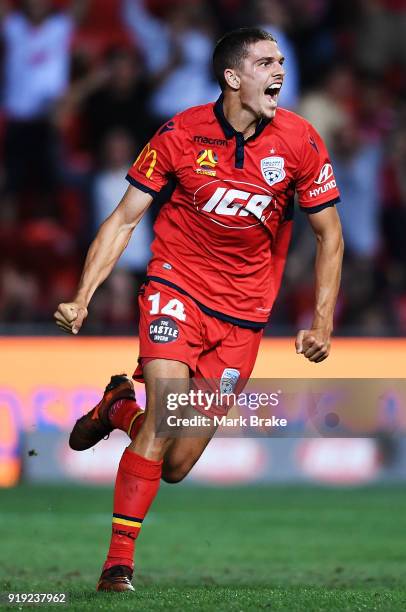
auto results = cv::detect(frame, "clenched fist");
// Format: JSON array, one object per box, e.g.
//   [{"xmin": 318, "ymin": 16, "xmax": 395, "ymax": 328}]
[
  {"xmin": 54, "ymin": 302, "xmax": 88, "ymax": 335},
  {"xmin": 295, "ymin": 329, "xmax": 331, "ymax": 363}
]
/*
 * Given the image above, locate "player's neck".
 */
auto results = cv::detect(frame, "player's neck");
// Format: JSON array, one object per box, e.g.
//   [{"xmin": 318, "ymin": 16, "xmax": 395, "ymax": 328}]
[{"xmin": 222, "ymin": 95, "xmax": 260, "ymax": 140}]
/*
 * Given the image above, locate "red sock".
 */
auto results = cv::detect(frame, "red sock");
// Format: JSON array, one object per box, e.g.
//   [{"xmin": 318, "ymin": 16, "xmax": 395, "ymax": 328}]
[
  {"xmin": 109, "ymin": 399, "xmax": 145, "ymax": 440},
  {"xmin": 103, "ymin": 448, "xmax": 162, "ymax": 571}
]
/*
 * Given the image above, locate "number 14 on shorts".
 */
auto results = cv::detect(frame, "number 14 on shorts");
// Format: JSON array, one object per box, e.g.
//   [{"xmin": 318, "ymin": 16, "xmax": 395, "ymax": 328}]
[{"xmin": 148, "ymin": 292, "xmax": 186, "ymax": 321}]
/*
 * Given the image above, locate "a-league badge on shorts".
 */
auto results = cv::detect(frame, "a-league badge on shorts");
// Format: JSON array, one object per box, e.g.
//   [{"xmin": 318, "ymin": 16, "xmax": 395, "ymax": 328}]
[
  {"xmin": 260, "ymin": 156, "xmax": 286, "ymax": 187},
  {"xmin": 220, "ymin": 368, "xmax": 240, "ymax": 395},
  {"xmin": 149, "ymin": 318, "xmax": 179, "ymax": 343}
]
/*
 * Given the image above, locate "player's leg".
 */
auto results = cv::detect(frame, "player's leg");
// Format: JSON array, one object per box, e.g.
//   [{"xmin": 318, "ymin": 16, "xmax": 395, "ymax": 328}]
[
  {"xmin": 98, "ymin": 357, "xmax": 192, "ymax": 591},
  {"xmin": 68, "ymin": 374, "xmax": 144, "ymax": 451},
  {"xmin": 69, "ymin": 278, "xmax": 202, "ymax": 452},
  {"xmin": 158, "ymin": 392, "xmax": 218, "ymax": 483},
  {"xmin": 99, "ymin": 318, "xmax": 262, "ymax": 590},
  {"xmin": 160, "ymin": 320, "xmax": 264, "ymax": 484},
  {"xmin": 161, "ymin": 434, "xmax": 215, "ymax": 483}
]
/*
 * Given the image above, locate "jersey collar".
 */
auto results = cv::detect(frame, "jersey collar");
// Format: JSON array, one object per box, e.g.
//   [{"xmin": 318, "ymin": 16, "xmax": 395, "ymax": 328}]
[{"xmin": 213, "ymin": 94, "xmax": 270, "ymax": 141}]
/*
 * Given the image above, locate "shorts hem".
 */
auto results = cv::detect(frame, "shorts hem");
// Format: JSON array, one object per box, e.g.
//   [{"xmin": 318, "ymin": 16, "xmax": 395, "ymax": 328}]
[{"xmin": 133, "ymin": 355, "xmax": 196, "ymax": 383}]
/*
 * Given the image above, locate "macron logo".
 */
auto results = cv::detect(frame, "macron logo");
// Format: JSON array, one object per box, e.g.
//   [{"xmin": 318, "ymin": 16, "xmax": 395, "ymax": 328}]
[{"xmin": 194, "ymin": 135, "xmax": 227, "ymax": 146}]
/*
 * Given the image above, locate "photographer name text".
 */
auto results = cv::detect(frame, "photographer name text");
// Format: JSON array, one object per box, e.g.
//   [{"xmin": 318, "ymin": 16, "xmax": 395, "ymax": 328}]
[{"xmin": 166, "ymin": 415, "xmax": 287, "ymax": 428}]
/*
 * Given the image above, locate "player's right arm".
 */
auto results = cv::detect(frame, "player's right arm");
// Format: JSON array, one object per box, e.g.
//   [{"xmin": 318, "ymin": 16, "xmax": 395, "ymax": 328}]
[
  {"xmin": 54, "ymin": 185, "xmax": 153, "ymax": 334},
  {"xmin": 55, "ymin": 113, "xmax": 182, "ymax": 334}
]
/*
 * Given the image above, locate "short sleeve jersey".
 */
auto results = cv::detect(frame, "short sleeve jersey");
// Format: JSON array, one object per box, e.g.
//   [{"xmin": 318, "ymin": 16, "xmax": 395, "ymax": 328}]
[{"xmin": 126, "ymin": 95, "xmax": 340, "ymax": 328}]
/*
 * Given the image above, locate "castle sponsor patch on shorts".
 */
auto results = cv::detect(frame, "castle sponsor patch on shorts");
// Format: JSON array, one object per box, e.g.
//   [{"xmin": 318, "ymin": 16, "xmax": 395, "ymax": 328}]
[{"xmin": 149, "ymin": 317, "xmax": 179, "ymax": 343}]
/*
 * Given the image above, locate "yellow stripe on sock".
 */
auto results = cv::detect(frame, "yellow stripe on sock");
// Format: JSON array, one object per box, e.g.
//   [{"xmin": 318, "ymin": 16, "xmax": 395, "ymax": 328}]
[
  {"xmin": 112, "ymin": 517, "xmax": 142, "ymax": 528},
  {"xmin": 127, "ymin": 410, "xmax": 143, "ymax": 437}
]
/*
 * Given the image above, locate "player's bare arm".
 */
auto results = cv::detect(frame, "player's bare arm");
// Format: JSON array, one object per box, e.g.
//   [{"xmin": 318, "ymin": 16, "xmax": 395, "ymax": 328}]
[
  {"xmin": 296, "ymin": 206, "xmax": 344, "ymax": 363},
  {"xmin": 54, "ymin": 185, "xmax": 153, "ymax": 335}
]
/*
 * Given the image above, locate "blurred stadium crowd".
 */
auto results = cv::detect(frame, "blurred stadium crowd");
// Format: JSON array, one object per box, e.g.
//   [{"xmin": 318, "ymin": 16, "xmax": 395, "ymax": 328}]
[{"xmin": 0, "ymin": 0, "xmax": 405, "ymax": 335}]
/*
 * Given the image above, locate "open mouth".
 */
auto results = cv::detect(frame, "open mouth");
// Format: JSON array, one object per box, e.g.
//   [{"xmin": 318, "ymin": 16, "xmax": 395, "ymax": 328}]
[{"xmin": 264, "ymin": 82, "xmax": 282, "ymax": 102}]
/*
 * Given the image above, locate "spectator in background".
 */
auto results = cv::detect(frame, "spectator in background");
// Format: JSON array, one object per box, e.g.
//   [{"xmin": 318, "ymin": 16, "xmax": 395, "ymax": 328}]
[
  {"xmin": 92, "ymin": 129, "xmax": 152, "ymax": 275},
  {"xmin": 0, "ymin": 0, "xmax": 404, "ymax": 335},
  {"xmin": 122, "ymin": 0, "xmax": 219, "ymax": 125},
  {"xmin": 382, "ymin": 124, "xmax": 406, "ymax": 264},
  {"xmin": 0, "ymin": 263, "xmax": 40, "ymax": 322},
  {"xmin": 298, "ymin": 65, "xmax": 355, "ymax": 150},
  {"xmin": 255, "ymin": 0, "xmax": 299, "ymax": 109},
  {"xmin": 89, "ymin": 128, "xmax": 153, "ymax": 332},
  {"xmin": 381, "ymin": 122, "xmax": 406, "ymax": 333},
  {"xmin": 285, "ymin": 0, "xmax": 337, "ymax": 89},
  {"xmin": 339, "ymin": 256, "xmax": 394, "ymax": 336},
  {"xmin": 81, "ymin": 47, "xmax": 151, "ymax": 159},
  {"xmin": 328, "ymin": 112, "xmax": 388, "ymax": 334},
  {"xmin": 0, "ymin": 215, "xmax": 78, "ymax": 323},
  {"xmin": 331, "ymin": 114, "xmax": 382, "ymax": 259},
  {"xmin": 356, "ymin": 0, "xmax": 406, "ymax": 76},
  {"xmin": 0, "ymin": 0, "xmax": 89, "ymax": 218},
  {"xmin": 56, "ymin": 45, "xmax": 150, "ymax": 162},
  {"xmin": 356, "ymin": 75, "xmax": 395, "ymax": 144}
]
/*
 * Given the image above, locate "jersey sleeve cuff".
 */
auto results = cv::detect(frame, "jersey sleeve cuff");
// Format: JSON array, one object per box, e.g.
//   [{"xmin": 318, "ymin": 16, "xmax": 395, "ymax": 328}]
[
  {"xmin": 126, "ymin": 174, "xmax": 160, "ymax": 196},
  {"xmin": 300, "ymin": 197, "xmax": 341, "ymax": 214}
]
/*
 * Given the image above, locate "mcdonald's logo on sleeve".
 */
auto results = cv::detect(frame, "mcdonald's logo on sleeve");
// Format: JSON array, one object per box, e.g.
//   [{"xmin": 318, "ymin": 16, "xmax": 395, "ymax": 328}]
[{"xmin": 132, "ymin": 143, "xmax": 158, "ymax": 179}]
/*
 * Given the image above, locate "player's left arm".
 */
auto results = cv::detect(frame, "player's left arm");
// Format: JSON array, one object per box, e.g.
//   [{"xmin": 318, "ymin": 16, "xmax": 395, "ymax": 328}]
[{"xmin": 295, "ymin": 206, "xmax": 344, "ymax": 362}]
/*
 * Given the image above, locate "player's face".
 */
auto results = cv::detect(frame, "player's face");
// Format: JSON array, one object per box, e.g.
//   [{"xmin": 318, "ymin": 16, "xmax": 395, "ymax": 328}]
[{"xmin": 237, "ymin": 40, "xmax": 285, "ymax": 120}]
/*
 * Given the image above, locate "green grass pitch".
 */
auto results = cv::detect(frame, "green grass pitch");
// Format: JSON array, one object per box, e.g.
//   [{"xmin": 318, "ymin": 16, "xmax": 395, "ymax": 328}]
[{"xmin": 0, "ymin": 483, "xmax": 405, "ymax": 611}]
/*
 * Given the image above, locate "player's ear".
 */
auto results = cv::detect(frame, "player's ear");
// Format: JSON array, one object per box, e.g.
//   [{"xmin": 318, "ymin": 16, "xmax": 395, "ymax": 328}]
[{"xmin": 224, "ymin": 68, "xmax": 240, "ymax": 91}]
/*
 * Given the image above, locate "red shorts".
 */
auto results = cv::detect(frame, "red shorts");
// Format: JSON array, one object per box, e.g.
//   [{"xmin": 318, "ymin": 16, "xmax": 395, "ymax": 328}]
[{"xmin": 133, "ymin": 279, "xmax": 263, "ymax": 417}]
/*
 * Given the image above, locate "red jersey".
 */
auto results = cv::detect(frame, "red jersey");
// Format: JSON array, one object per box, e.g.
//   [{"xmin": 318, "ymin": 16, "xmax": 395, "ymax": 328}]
[{"xmin": 126, "ymin": 96, "xmax": 340, "ymax": 328}]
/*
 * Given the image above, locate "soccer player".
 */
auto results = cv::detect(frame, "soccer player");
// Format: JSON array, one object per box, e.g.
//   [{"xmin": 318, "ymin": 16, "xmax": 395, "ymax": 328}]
[{"xmin": 54, "ymin": 28, "xmax": 344, "ymax": 592}]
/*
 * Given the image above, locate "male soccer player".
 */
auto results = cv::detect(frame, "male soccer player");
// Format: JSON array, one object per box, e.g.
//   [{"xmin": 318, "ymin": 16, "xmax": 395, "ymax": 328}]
[{"xmin": 54, "ymin": 28, "xmax": 343, "ymax": 592}]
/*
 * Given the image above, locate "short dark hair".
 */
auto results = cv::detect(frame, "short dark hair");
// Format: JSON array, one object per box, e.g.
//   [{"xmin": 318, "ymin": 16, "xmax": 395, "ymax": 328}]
[{"xmin": 213, "ymin": 27, "xmax": 277, "ymax": 91}]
